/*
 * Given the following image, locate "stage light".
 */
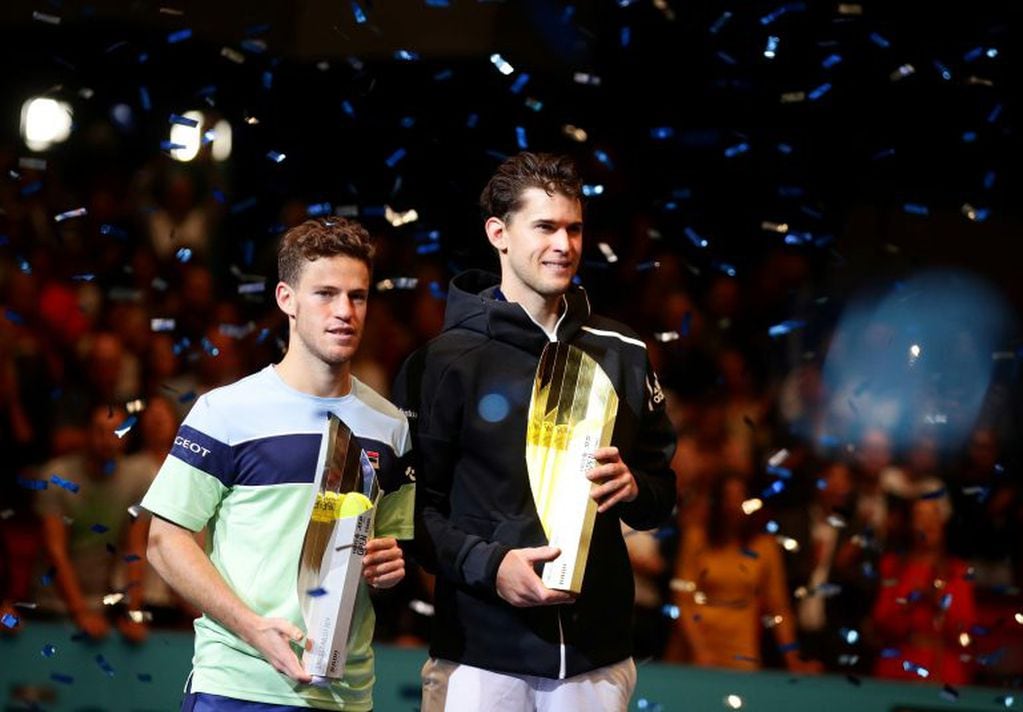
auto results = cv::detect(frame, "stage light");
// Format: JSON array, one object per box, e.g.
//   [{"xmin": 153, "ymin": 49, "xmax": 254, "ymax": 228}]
[
  {"xmin": 168, "ymin": 110, "xmax": 204, "ymax": 162},
  {"xmin": 21, "ymin": 97, "xmax": 73, "ymax": 151}
]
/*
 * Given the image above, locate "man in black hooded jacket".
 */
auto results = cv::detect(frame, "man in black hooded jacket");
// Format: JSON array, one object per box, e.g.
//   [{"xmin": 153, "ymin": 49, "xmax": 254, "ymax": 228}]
[{"xmin": 393, "ymin": 152, "xmax": 677, "ymax": 711}]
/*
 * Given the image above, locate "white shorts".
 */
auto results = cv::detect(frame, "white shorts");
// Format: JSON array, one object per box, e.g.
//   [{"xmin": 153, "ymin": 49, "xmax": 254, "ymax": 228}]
[{"xmin": 420, "ymin": 656, "xmax": 637, "ymax": 712}]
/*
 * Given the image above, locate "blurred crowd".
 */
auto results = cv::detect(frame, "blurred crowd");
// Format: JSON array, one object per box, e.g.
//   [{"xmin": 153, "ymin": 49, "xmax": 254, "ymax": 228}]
[{"xmin": 2, "ymin": 149, "xmax": 1021, "ymax": 690}]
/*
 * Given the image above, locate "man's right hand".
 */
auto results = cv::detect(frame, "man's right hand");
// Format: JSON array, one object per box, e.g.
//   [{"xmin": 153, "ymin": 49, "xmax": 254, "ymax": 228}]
[
  {"xmin": 244, "ymin": 616, "xmax": 313, "ymax": 684},
  {"xmin": 495, "ymin": 547, "xmax": 576, "ymax": 607}
]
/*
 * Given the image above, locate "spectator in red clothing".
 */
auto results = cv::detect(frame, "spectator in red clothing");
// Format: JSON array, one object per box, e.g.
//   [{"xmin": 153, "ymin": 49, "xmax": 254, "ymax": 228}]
[{"xmin": 872, "ymin": 496, "xmax": 976, "ymax": 685}]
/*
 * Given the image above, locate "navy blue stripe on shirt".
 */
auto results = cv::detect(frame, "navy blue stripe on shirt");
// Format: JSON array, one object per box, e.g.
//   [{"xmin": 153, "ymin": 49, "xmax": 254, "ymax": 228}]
[
  {"xmin": 233, "ymin": 433, "xmax": 322, "ymax": 486},
  {"xmin": 171, "ymin": 424, "xmax": 234, "ymax": 486}
]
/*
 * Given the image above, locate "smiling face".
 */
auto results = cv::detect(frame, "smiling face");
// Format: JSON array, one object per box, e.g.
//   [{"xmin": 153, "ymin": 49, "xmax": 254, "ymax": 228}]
[
  {"xmin": 486, "ymin": 187, "xmax": 583, "ymax": 306},
  {"xmin": 276, "ymin": 255, "xmax": 369, "ymax": 369}
]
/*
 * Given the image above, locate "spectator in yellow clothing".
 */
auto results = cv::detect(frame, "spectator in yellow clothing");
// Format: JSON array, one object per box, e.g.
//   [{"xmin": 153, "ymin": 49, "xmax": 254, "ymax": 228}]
[{"xmin": 667, "ymin": 472, "xmax": 819, "ymax": 672}]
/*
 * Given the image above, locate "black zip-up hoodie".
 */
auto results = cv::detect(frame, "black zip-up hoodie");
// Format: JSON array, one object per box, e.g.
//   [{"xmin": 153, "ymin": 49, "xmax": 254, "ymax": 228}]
[{"xmin": 393, "ymin": 270, "xmax": 677, "ymax": 679}]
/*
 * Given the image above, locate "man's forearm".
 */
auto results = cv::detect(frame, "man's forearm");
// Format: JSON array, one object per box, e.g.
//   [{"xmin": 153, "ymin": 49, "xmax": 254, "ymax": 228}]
[{"xmin": 147, "ymin": 518, "xmax": 259, "ymax": 644}]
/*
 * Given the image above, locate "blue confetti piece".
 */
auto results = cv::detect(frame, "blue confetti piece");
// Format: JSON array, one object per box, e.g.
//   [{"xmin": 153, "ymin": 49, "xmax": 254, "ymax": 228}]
[
  {"xmin": 178, "ymin": 391, "xmax": 197, "ymax": 404},
  {"xmin": 17, "ymin": 476, "xmax": 47, "ymax": 491},
  {"xmin": 306, "ymin": 587, "xmax": 328, "ymax": 597},
  {"xmin": 100, "ymin": 224, "xmax": 127, "ymax": 239},
  {"xmin": 241, "ymin": 38, "xmax": 266, "ymax": 54},
  {"xmin": 516, "ymin": 126, "xmax": 528, "ymax": 150},
  {"xmin": 139, "ymin": 86, "xmax": 151, "ymax": 111},
  {"xmin": 167, "ymin": 28, "xmax": 192, "ymax": 44},
  {"xmin": 839, "ymin": 627, "xmax": 860, "ymax": 644},
  {"xmin": 351, "ymin": 0, "xmax": 367, "ymax": 24},
  {"xmin": 777, "ymin": 185, "xmax": 804, "ymax": 198},
  {"xmin": 903, "ymin": 203, "xmax": 929, "ymax": 216},
  {"xmin": 266, "ymin": 150, "xmax": 286, "ymax": 163},
  {"xmin": 426, "ymin": 0, "xmax": 450, "ymax": 6},
  {"xmin": 201, "ymin": 337, "xmax": 220, "ymax": 357},
  {"xmin": 341, "ymin": 100, "xmax": 355, "ymax": 118},
  {"xmin": 50, "ymin": 474, "xmax": 80, "ymax": 493},
  {"xmin": 2, "ymin": 613, "xmax": 19, "ymax": 628},
  {"xmin": 983, "ymin": 171, "xmax": 997, "ymax": 189},
  {"xmin": 766, "ymin": 520, "xmax": 779, "ymax": 533},
  {"xmin": 716, "ymin": 51, "xmax": 737, "ymax": 65},
  {"xmin": 230, "ymin": 197, "xmax": 257, "ymax": 213},
  {"xmin": 90, "ymin": 523, "xmax": 110, "ymax": 534},
  {"xmin": 509, "ymin": 73, "xmax": 530, "ymax": 94},
  {"xmin": 709, "ymin": 11, "xmax": 733, "ymax": 33},
  {"xmin": 16, "ymin": 257, "xmax": 31, "ymax": 274},
  {"xmin": 96, "ymin": 654, "xmax": 115, "ymax": 677},
  {"xmin": 428, "ymin": 282, "xmax": 447, "ymax": 301},
  {"xmin": 560, "ymin": 5, "xmax": 575, "ymax": 23},
  {"xmin": 920, "ymin": 487, "xmax": 947, "ymax": 500},
  {"xmin": 742, "ymin": 547, "xmax": 760, "ymax": 559},
  {"xmin": 123, "ymin": 554, "xmax": 141, "ymax": 563},
  {"xmin": 20, "ymin": 179, "xmax": 42, "ymax": 197},
  {"xmin": 940, "ymin": 593, "xmax": 952, "ymax": 610},
  {"xmin": 394, "ymin": 49, "xmax": 420, "ymax": 61},
  {"xmin": 3, "ymin": 308, "xmax": 22, "ymax": 326},
  {"xmin": 55, "ymin": 207, "xmax": 87, "ymax": 223},
  {"xmin": 777, "ymin": 641, "xmax": 800, "ymax": 653},
  {"xmin": 40, "ymin": 567, "xmax": 55, "ymax": 587},
  {"xmin": 872, "ymin": 147, "xmax": 896, "ymax": 160},
  {"xmin": 175, "ymin": 247, "xmax": 192, "ymax": 263},
  {"xmin": 760, "ymin": 2, "xmax": 806, "ymax": 25},
  {"xmin": 995, "ymin": 695, "xmax": 1014, "ymax": 707},
  {"xmin": 466, "ymin": 113, "xmax": 479, "ymax": 128},
  {"xmin": 684, "ymin": 227, "xmax": 708, "ymax": 248},
  {"xmin": 768, "ymin": 320, "xmax": 805, "ymax": 338},
  {"xmin": 621, "ymin": 26, "xmax": 631, "ymax": 47},
  {"xmin": 940, "ymin": 685, "xmax": 960, "ymax": 702},
  {"xmin": 762, "ymin": 480, "xmax": 786, "ymax": 497},
  {"xmin": 869, "ymin": 32, "xmax": 891, "ymax": 48},
  {"xmin": 988, "ymin": 103, "xmax": 1003, "ymax": 124},
  {"xmin": 963, "ymin": 46, "xmax": 983, "ymax": 63},
  {"xmin": 970, "ymin": 624, "xmax": 991, "ymax": 636},
  {"xmin": 680, "ymin": 311, "xmax": 692, "ymax": 336},
  {"xmin": 822, "ymin": 54, "xmax": 843, "ymax": 69},
  {"xmin": 933, "ymin": 59, "xmax": 952, "ymax": 81},
  {"xmin": 766, "ymin": 465, "xmax": 793, "ymax": 479},
  {"xmin": 724, "ymin": 142, "xmax": 749, "ymax": 158},
  {"xmin": 168, "ymin": 113, "xmax": 198, "ymax": 127},
  {"xmin": 50, "ymin": 673, "xmax": 74, "ymax": 685},
  {"xmin": 160, "ymin": 140, "xmax": 187, "ymax": 152},
  {"xmin": 653, "ymin": 526, "xmax": 678, "ymax": 540},
  {"xmin": 434, "ymin": 69, "xmax": 453, "ymax": 81},
  {"xmin": 385, "ymin": 148, "xmax": 407, "ymax": 168},
  {"xmin": 307, "ymin": 202, "xmax": 331, "ymax": 217},
  {"xmin": 764, "ymin": 35, "xmax": 780, "ymax": 58},
  {"xmin": 650, "ymin": 127, "xmax": 674, "ymax": 140},
  {"xmin": 41, "ymin": 644, "xmax": 56, "ymax": 657},
  {"xmin": 716, "ymin": 262, "xmax": 737, "ymax": 278},
  {"xmin": 807, "ymin": 82, "xmax": 832, "ymax": 101},
  {"xmin": 416, "ymin": 243, "xmax": 441, "ymax": 255},
  {"xmin": 582, "ymin": 184, "xmax": 603, "ymax": 197},
  {"xmin": 962, "ymin": 131, "xmax": 977, "ymax": 143},
  {"xmin": 660, "ymin": 604, "xmax": 680, "ymax": 620},
  {"xmin": 262, "ymin": 71, "xmax": 273, "ymax": 90},
  {"xmin": 594, "ymin": 149, "xmax": 612, "ymax": 168},
  {"xmin": 777, "ymin": 142, "xmax": 793, "ymax": 154}
]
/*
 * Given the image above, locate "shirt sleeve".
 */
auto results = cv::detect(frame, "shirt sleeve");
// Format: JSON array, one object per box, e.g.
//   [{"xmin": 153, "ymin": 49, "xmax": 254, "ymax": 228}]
[{"xmin": 141, "ymin": 394, "xmax": 233, "ymax": 532}]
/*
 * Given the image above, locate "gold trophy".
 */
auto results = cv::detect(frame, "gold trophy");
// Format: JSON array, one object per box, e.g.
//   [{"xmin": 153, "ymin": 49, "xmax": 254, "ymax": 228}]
[
  {"xmin": 297, "ymin": 414, "xmax": 379, "ymax": 682},
  {"xmin": 526, "ymin": 342, "xmax": 618, "ymax": 593}
]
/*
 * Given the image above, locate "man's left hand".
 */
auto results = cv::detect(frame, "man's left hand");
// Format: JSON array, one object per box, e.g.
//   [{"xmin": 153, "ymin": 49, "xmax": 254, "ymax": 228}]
[
  {"xmin": 586, "ymin": 446, "xmax": 638, "ymax": 514},
  {"xmin": 363, "ymin": 537, "xmax": 405, "ymax": 589}
]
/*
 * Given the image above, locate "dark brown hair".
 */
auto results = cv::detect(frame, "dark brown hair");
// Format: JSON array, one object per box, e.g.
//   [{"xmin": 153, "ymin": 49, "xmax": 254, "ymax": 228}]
[
  {"xmin": 479, "ymin": 152, "xmax": 583, "ymax": 222},
  {"xmin": 277, "ymin": 217, "xmax": 375, "ymax": 285}
]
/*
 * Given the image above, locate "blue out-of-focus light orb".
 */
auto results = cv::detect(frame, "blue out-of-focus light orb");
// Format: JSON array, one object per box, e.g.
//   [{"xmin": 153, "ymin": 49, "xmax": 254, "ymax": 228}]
[
  {"xmin": 821, "ymin": 270, "xmax": 1012, "ymax": 453},
  {"xmin": 478, "ymin": 393, "xmax": 510, "ymax": 423}
]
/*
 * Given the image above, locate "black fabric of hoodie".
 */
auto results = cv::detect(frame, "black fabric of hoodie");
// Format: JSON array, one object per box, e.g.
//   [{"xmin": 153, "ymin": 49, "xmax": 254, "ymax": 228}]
[{"xmin": 393, "ymin": 270, "xmax": 677, "ymax": 679}]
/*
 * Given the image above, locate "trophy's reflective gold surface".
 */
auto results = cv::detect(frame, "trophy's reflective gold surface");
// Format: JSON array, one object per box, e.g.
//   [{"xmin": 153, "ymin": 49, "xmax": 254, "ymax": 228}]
[
  {"xmin": 297, "ymin": 414, "xmax": 378, "ymax": 681},
  {"xmin": 526, "ymin": 343, "xmax": 618, "ymax": 593}
]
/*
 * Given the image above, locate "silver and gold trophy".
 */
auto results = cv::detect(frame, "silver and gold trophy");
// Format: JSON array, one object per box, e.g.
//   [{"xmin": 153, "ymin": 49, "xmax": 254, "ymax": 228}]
[
  {"xmin": 526, "ymin": 342, "xmax": 618, "ymax": 593},
  {"xmin": 297, "ymin": 413, "xmax": 379, "ymax": 682}
]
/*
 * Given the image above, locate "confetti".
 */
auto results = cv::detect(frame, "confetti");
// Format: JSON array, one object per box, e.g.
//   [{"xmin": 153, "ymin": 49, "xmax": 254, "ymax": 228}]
[
  {"xmin": 385, "ymin": 148, "xmax": 407, "ymax": 168},
  {"xmin": 50, "ymin": 474, "xmax": 80, "ymax": 493},
  {"xmin": 17, "ymin": 476, "xmax": 47, "ymax": 491},
  {"xmin": 96, "ymin": 654, "xmax": 115, "ymax": 677},
  {"xmin": 660, "ymin": 604, "xmax": 680, "ymax": 619},
  {"xmin": 167, "ymin": 28, "xmax": 192, "ymax": 44},
  {"xmin": 2, "ymin": 613, "xmax": 19, "ymax": 628},
  {"xmin": 91, "ymin": 523, "xmax": 110, "ymax": 534},
  {"xmin": 724, "ymin": 693, "xmax": 744, "ymax": 709},
  {"xmin": 54, "ymin": 207, "xmax": 87, "ymax": 223},
  {"xmin": 114, "ymin": 416, "xmax": 137, "ymax": 439},
  {"xmin": 33, "ymin": 11, "xmax": 61, "ymax": 24},
  {"xmin": 168, "ymin": 113, "xmax": 199, "ymax": 127},
  {"xmin": 769, "ymin": 320, "xmax": 805, "ymax": 338},
  {"xmin": 50, "ymin": 673, "xmax": 74, "ymax": 684},
  {"xmin": 394, "ymin": 49, "xmax": 420, "ymax": 61},
  {"xmin": 41, "ymin": 644, "xmax": 57, "ymax": 657},
  {"xmin": 306, "ymin": 587, "xmax": 328, "ymax": 597},
  {"xmin": 266, "ymin": 150, "xmax": 286, "ymax": 163},
  {"xmin": 409, "ymin": 599, "xmax": 435, "ymax": 616}
]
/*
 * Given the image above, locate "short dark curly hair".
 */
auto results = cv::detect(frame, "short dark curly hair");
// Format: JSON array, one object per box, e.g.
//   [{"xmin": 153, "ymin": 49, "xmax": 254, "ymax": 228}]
[
  {"xmin": 277, "ymin": 217, "xmax": 375, "ymax": 286},
  {"xmin": 479, "ymin": 152, "xmax": 583, "ymax": 223}
]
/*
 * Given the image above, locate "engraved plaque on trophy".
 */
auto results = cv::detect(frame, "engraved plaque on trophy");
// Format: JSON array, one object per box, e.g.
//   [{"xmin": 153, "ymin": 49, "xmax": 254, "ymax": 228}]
[
  {"xmin": 297, "ymin": 413, "xmax": 379, "ymax": 681},
  {"xmin": 526, "ymin": 342, "xmax": 618, "ymax": 593}
]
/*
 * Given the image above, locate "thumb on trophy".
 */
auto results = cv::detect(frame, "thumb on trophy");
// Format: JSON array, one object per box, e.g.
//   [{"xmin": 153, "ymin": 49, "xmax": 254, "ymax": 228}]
[{"xmin": 523, "ymin": 546, "xmax": 562, "ymax": 565}]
